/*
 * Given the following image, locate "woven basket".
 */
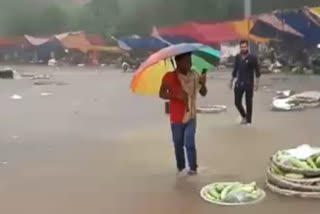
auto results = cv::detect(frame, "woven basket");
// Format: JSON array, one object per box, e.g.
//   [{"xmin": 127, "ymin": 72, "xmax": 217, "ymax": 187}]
[
  {"xmin": 267, "ymin": 168, "xmax": 320, "ymax": 192},
  {"xmin": 271, "ymin": 154, "xmax": 320, "ymax": 177},
  {"xmin": 266, "ymin": 180, "xmax": 320, "ymax": 199},
  {"xmin": 197, "ymin": 105, "xmax": 227, "ymax": 114}
]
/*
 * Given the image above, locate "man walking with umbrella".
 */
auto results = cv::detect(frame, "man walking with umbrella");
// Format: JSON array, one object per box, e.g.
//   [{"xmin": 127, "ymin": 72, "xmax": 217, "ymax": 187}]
[
  {"xmin": 159, "ymin": 52, "xmax": 207, "ymax": 175},
  {"xmin": 230, "ymin": 40, "xmax": 261, "ymax": 125}
]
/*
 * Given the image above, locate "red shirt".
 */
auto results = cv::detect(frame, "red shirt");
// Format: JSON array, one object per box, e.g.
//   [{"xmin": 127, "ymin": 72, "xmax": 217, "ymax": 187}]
[{"xmin": 162, "ymin": 72, "xmax": 186, "ymax": 123}]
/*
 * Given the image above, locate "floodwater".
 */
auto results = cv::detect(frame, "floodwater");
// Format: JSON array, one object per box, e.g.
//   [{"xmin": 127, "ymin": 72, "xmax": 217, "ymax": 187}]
[{"xmin": 0, "ymin": 65, "xmax": 319, "ymax": 214}]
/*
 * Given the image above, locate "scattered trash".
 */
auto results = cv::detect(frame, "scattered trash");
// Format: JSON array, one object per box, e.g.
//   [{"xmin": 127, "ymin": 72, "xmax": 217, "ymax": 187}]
[
  {"xmin": 278, "ymin": 90, "xmax": 295, "ymax": 97},
  {"xmin": 270, "ymin": 77, "xmax": 289, "ymax": 81},
  {"xmin": 261, "ymin": 85, "xmax": 273, "ymax": 93},
  {"xmin": 272, "ymin": 91, "xmax": 320, "ymax": 111},
  {"xmin": 77, "ymin": 64, "xmax": 85, "ymax": 67},
  {"xmin": 31, "ymin": 74, "xmax": 51, "ymax": 80},
  {"xmin": 197, "ymin": 105, "xmax": 227, "ymax": 114},
  {"xmin": 272, "ymin": 98, "xmax": 304, "ymax": 111},
  {"xmin": 2, "ymin": 161, "xmax": 8, "ymax": 165},
  {"xmin": 48, "ymin": 58, "xmax": 58, "ymax": 66},
  {"xmin": 34, "ymin": 81, "xmax": 68, "ymax": 86},
  {"xmin": 10, "ymin": 94, "xmax": 22, "ymax": 100},
  {"xmin": 21, "ymin": 73, "xmax": 36, "ymax": 78},
  {"xmin": 0, "ymin": 67, "xmax": 21, "ymax": 79},
  {"xmin": 12, "ymin": 136, "xmax": 19, "ymax": 140},
  {"xmin": 40, "ymin": 92, "xmax": 53, "ymax": 97}
]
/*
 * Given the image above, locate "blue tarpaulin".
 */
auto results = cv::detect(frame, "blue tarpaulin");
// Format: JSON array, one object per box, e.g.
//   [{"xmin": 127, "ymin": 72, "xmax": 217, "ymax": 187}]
[
  {"xmin": 160, "ymin": 35, "xmax": 196, "ymax": 44},
  {"xmin": 118, "ymin": 36, "xmax": 167, "ymax": 50},
  {"xmin": 276, "ymin": 10, "xmax": 320, "ymax": 44},
  {"xmin": 118, "ymin": 36, "xmax": 196, "ymax": 51}
]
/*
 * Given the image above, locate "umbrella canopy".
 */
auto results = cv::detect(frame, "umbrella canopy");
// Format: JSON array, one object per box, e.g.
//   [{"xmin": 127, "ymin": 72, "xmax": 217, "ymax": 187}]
[{"xmin": 131, "ymin": 43, "xmax": 220, "ymax": 95}]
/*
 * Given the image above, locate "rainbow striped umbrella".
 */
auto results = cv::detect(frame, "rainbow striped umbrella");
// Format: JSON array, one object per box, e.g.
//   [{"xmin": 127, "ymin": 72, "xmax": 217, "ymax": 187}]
[{"xmin": 131, "ymin": 43, "xmax": 220, "ymax": 95}]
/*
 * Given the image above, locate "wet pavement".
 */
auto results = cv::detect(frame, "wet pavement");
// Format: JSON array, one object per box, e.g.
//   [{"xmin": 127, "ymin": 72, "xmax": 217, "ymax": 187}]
[{"xmin": 0, "ymin": 65, "xmax": 319, "ymax": 214}]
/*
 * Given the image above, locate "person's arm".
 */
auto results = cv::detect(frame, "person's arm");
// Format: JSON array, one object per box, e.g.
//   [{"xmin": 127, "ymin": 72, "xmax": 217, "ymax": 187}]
[
  {"xmin": 254, "ymin": 56, "xmax": 261, "ymax": 91},
  {"xmin": 230, "ymin": 55, "xmax": 238, "ymax": 89}
]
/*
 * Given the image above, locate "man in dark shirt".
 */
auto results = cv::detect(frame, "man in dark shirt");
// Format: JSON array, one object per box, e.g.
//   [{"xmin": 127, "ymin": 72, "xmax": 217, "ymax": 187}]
[{"xmin": 230, "ymin": 40, "xmax": 261, "ymax": 125}]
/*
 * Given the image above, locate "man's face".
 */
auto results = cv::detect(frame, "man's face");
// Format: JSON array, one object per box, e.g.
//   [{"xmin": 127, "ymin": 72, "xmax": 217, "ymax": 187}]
[
  {"xmin": 240, "ymin": 43, "xmax": 249, "ymax": 55},
  {"xmin": 177, "ymin": 55, "xmax": 192, "ymax": 72}
]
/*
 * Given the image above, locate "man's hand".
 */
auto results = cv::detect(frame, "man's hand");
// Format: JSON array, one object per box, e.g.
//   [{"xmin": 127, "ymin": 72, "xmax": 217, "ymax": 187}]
[
  {"xmin": 229, "ymin": 79, "xmax": 234, "ymax": 90},
  {"xmin": 254, "ymin": 83, "xmax": 259, "ymax": 91},
  {"xmin": 254, "ymin": 78, "xmax": 260, "ymax": 91},
  {"xmin": 199, "ymin": 73, "xmax": 207, "ymax": 86}
]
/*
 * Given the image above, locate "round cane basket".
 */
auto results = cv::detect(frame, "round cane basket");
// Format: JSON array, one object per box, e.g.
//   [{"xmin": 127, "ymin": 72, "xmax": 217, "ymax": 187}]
[
  {"xmin": 267, "ymin": 168, "xmax": 320, "ymax": 192},
  {"xmin": 200, "ymin": 182, "xmax": 266, "ymax": 206},
  {"xmin": 266, "ymin": 180, "xmax": 320, "ymax": 199}
]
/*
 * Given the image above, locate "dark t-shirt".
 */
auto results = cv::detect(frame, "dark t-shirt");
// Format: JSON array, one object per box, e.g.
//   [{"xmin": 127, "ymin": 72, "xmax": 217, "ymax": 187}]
[{"xmin": 232, "ymin": 54, "xmax": 261, "ymax": 84}]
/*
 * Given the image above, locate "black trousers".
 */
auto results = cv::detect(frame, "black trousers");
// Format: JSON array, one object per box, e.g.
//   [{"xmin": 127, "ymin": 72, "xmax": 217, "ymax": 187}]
[{"xmin": 234, "ymin": 81, "xmax": 254, "ymax": 123}]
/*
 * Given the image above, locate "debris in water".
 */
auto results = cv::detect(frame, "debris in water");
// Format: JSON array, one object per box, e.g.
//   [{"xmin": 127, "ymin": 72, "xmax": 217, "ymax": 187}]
[
  {"xmin": 10, "ymin": 94, "xmax": 22, "ymax": 100},
  {"xmin": 12, "ymin": 136, "xmax": 19, "ymax": 140},
  {"xmin": 48, "ymin": 59, "xmax": 58, "ymax": 66},
  {"xmin": 197, "ymin": 105, "xmax": 227, "ymax": 114},
  {"xmin": 34, "ymin": 81, "xmax": 68, "ymax": 86},
  {"xmin": 41, "ymin": 92, "xmax": 53, "ymax": 97},
  {"xmin": 31, "ymin": 74, "xmax": 51, "ymax": 80},
  {"xmin": 0, "ymin": 67, "xmax": 21, "ymax": 79},
  {"xmin": 2, "ymin": 161, "xmax": 8, "ymax": 165},
  {"xmin": 272, "ymin": 91, "xmax": 320, "ymax": 111}
]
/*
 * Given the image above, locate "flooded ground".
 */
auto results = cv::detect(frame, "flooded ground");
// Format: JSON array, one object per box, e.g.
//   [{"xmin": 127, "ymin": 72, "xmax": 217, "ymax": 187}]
[{"xmin": 0, "ymin": 65, "xmax": 319, "ymax": 214}]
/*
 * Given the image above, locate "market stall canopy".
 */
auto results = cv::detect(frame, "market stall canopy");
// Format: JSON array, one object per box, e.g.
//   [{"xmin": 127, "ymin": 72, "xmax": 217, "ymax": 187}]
[
  {"xmin": 250, "ymin": 13, "xmax": 305, "ymax": 39},
  {"xmin": 58, "ymin": 32, "xmax": 91, "ymax": 53},
  {"xmin": 88, "ymin": 46, "xmax": 123, "ymax": 53},
  {"xmin": 0, "ymin": 36, "xmax": 24, "ymax": 48},
  {"xmin": 155, "ymin": 20, "xmax": 269, "ymax": 44},
  {"xmin": 311, "ymin": 7, "xmax": 320, "ymax": 17},
  {"xmin": 118, "ymin": 36, "xmax": 167, "ymax": 51},
  {"xmin": 24, "ymin": 35, "xmax": 51, "ymax": 46},
  {"xmin": 276, "ymin": 9, "xmax": 320, "ymax": 44}
]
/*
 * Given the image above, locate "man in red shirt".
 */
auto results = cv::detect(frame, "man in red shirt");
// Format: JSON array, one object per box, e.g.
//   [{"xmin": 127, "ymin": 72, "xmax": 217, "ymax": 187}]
[{"xmin": 159, "ymin": 52, "xmax": 207, "ymax": 175}]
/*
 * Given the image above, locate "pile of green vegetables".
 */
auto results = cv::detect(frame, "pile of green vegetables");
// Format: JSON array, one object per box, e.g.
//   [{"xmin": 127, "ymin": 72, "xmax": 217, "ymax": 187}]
[
  {"xmin": 203, "ymin": 182, "xmax": 261, "ymax": 204},
  {"xmin": 276, "ymin": 151, "xmax": 320, "ymax": 171}
]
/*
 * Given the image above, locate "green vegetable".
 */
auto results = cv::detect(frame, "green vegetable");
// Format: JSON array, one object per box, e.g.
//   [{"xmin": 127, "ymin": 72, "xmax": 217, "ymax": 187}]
[
  {"xmin": 248, "ymin": 182, "xmax": 257, "ymax": 187},
  {"xmin": 316, "ymin": 156, "xmax": 320, "ymax": 167},
  {"xmin": 239, "ymin": 186, "xmax": 255, "ymax": 193},
  {"xmin": 205, "ymin": 192, "xmax": 217, "ymax": 201},
  {"xmin": 285, "ymin": 173, "xmax": 304, "ymax": 179},
  {"xmin": 215, "ymin": 184, "xmax": 227, "ymax": 193},
  {"xmin": 289, "ymin": 157, "xmax": 311, "ymax": 169},
  {"xmin": 271, "ymin": 165, "xmax": 284, "ymax": 175},
  {"xmin": 221, "ymin": 183, "xmax": 240, "ymax": 200},
  {"xmin": 209, "ymin": 187, "xmax": 220, "ymax": 200},
  {"xmin": 246, "ymin": 193, "xmax": 259, "ymax": 200},
  {"xmin": 276, "ymin": 152, "xmax": 284, "ymax": 161},
  {"xmin": 307, "ymin": 157, "xmax": 317, "ymax": 169}
]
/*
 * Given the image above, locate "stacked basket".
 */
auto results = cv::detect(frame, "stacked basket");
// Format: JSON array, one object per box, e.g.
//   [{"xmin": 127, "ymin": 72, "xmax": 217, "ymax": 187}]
[{"xmin": 266, "ymin": 146, "xmax": 320, "ymax": 199}]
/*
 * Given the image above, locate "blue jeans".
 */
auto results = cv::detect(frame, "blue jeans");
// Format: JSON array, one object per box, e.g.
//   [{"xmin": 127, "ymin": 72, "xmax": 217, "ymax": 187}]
[{"xmin": 171, "ymin": 119, "xmax": 197, "ymax": 171}]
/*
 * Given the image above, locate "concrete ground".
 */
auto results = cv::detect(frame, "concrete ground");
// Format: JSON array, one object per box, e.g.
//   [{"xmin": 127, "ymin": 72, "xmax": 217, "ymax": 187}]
[{"xmin": 0, "ymin": 65, "xmax": 319, "ymax": 214}]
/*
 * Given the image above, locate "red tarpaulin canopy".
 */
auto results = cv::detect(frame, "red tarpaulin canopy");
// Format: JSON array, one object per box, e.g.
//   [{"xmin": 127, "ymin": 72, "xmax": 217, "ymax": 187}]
[{"xmin": 156, "ymin": 20, "xmax": 269, "ymax": 43}]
